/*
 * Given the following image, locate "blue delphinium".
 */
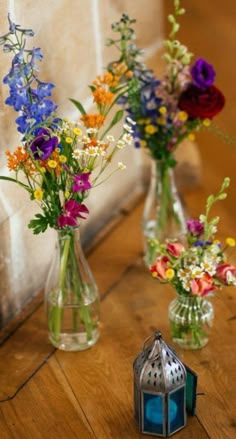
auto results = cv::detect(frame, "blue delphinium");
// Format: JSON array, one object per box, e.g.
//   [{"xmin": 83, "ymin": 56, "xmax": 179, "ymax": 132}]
[{"xmin": 0, "ymin": 14, "xmax": 57, "ymax": 134}]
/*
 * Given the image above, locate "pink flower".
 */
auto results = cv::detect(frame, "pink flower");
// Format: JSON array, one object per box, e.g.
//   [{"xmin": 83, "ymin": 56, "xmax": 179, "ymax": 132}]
[
  {"xmin": 190, "ymin": 273, "xmax": 216, "ymax": 297},
  {"xmin": 72, "ymin": 172, "xmax": 91, "ymax": 193},
  {"xmin": 166, "ymin": 242, "xmax": 185, "ymax": 258},
  {"xmin": 216, "ymin": 263, "xmax": 236, "ymax": 284},
  {"xmin": 57, "ymin": 199, "xmax": 89, "ymax": 227},
  {"xmin": 150, "ymin": 256, "xmax": 170, "ymax": 280}
]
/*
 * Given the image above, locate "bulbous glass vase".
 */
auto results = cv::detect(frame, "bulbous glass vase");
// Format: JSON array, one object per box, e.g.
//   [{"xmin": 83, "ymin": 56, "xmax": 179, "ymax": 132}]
[
  {"xmin": 45, "ymin": 228, "xmax": 100, "ymax": 351},
  {"xmin": 142, "ymin": 159, "xmax": 187, "ymax": 266},
  {"xmin": 168, "ymin": 294, "xmax": 214, "ymax": 350}
]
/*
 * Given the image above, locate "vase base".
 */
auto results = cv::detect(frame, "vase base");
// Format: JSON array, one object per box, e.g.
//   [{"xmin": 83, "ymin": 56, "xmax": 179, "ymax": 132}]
[
  {"xmin": 171, "ymin": 336, "xmax": 209, "ymax": 350},
  {"xmin": 49, "ymin": 329, "xmax": 100, "ymax": 351}
]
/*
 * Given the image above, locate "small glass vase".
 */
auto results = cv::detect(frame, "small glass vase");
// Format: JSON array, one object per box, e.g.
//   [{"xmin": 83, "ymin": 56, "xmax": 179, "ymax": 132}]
[
  {"xmin": 45, "ymin": 227, "xmax": 100, "ymax": 351},
  {"xmin": 168, "ymin": 294, "xmax": 214, "ymax": 350},
  {"xmin": 142, "ymin": 159, "xmax": 187, "ymax": 266}
]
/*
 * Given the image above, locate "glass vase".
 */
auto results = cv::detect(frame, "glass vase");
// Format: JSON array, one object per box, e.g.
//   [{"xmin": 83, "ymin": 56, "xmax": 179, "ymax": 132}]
[
  {"xmin": 45, "ymin": 228, "xmax": 100, "ymax": 351},
  {"xmin": 168, "ymin": 294, "xmax": 214, "ymax": 350},
  {"xmin": 142, "ymin": 159, "xmax": 187, "ymax": 267}
]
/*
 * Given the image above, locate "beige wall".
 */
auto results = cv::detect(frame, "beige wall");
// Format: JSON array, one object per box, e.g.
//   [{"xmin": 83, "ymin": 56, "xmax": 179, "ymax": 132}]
[{"xmin": 0, "ymin": 0, "xmax": 164, "ymax": 327}]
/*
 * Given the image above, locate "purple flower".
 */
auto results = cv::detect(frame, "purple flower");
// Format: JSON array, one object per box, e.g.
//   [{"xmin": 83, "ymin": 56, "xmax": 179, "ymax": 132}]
[
  {"xmin": 186, "ymin": 219, "xmax": 204, "ymax": 237},
  {"xmin": 190, "ymin": 58, "xmax": 216, "ymax": 89},
  {"xmin": 72, "ymin": 172, "xmax": 91, "ymax": 193},
  {"xmin": 30, "ymin": 128, "xmax": 58, "ymax": 160},
  {"xmin": 58, "ymin": 200, "xmax": 89, "ymax": 227}
]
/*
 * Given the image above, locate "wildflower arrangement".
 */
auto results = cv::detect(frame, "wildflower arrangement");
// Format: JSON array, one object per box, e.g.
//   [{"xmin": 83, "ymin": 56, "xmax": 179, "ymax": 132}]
[
  {"xmin": 0, "ymin": 15, "xmax": 133, "ymax": 235},
  {"xmin": 148, "ymin": 177, "xmax": 236, "ymax": 348},
  {"xmin": 149, "ymin": 177, "xmax": 236, "ymax": 296},
  {"xmin": 0, "ymin": 15, "xmax": 135, "ymax": 350},
  {"xmin": 106, "ymin": 1, "xmax": 226, "ymax": 167}
]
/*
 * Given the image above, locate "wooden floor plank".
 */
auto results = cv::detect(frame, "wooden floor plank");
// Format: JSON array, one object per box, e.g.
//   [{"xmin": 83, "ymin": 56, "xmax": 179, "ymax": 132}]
[{"xmin": 0, "ymin": 356, "xmax": 95, "ymax": 439}]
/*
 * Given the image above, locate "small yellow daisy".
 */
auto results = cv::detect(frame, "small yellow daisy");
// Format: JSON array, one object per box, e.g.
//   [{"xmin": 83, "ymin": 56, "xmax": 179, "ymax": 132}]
[
  {"xmin": 140, "ymin": 140, "xmax": 147, "ymax": 148},
  {"xmin": 159, "ymin": 106, "xmax": 167, "ymax": 115},
  {"xmin": 65, "ymin": 136, "xmax": 73, "ymax": 144},
  {"xmin": 48, "ymin": 160, "xmax": 57, "ymax": 168},
  {"xmin": 34, "ymin": 189, "xmax": 43, "ymax": 200},
  {"xmin": 145, "ymin": 124, "xmax": 158, "ymax": 134},
  {"xmin": 225, "ymin": 237, "xmax": 236, "ymax": 247},
  {"xmin": 165, "ymin": 268, "xmax": 175, "ymax": 280},
  {"xmin": 188, "ymin": 133, "xmax": 195, "ymax": 142},
  {"xmin": 202, "ymin": 118, "xmax": 211, "ymax": 127},
  {"xmin": 177, "ymin": 111, "xmax": 188, "ymax": 122},
  {"xmin": 73, "ymin": 127, "xmax": 83, "ymax": 136},
  {"xmin": 59, "ymin": 155, "xmax": 67, "ymax": 163}
]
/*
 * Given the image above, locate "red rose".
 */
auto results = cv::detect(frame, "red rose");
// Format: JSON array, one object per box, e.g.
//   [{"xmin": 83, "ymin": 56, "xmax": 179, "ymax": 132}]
[{"xmin": 178, "ymin": 84, "xmax": 225, "ymax": 119}]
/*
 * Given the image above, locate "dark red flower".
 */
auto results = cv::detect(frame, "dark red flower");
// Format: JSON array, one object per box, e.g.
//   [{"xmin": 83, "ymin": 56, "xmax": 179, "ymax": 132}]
[{"xmin": 178, "ymin": 84, "xmax": 225, "ymax": 119}]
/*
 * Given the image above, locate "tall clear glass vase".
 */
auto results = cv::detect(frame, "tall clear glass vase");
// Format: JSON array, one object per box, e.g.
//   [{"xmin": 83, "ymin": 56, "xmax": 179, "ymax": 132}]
[
  {"xmin": 142, "ymin": 159, "xmax": 187, "ymax": 266},
  {"xmin": 45, "ymin": 228, "xmax": 100, "ymax": 351}
]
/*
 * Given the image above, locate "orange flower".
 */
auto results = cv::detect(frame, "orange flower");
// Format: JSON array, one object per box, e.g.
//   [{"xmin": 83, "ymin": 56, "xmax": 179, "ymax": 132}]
[
  {"xmin": 80, "ymin": 113, "xmax": 106, "ymax": 128},
  {"xmin": 5, "ymin": 147, "xmax": 36, "ymax": 175},
  {"xmin": 92, "ymin": 87, "xmax": 114, "ymax": 105},
  {"xmin": 93, "ymin": 72, "xmax": 119, "ymax": 88}
]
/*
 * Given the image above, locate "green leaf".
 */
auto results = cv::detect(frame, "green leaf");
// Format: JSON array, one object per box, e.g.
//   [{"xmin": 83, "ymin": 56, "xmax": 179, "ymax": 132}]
[
  {"xmin": 110, "ymin": 109, "xmax": 124, "ymax": 127},
  {"xmin": 28, "ymin": 213, "xmax": 49, "ymax": 235},
  {"xmin": 69, "ymin": 98, "xmax": 86, "ymax": 115}
]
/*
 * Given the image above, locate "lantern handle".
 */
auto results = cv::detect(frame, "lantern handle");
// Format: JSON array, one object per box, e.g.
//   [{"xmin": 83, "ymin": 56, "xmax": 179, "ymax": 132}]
[{"xmin": 142, "ymin": 332, "xmax": 161, "ymax": 361}]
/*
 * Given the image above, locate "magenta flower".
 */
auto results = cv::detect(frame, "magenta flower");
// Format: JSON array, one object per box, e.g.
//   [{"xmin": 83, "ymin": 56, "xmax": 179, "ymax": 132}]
[
  {"xmin": 186, "ymin": 219, "xmax": 204, "ymax": 237},
  {"xmin": 57, "ymin": 199, "xmax": 89, "ymax": 227},
  {"xmin": 72, "ymin": 172, "xmax": 91, "ymax": 193}
]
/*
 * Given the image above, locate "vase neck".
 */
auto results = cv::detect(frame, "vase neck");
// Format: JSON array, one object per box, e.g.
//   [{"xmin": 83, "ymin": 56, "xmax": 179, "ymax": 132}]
[{"xmin": 176, "ymin": 293, "xmax": 204, "ymax": 303}]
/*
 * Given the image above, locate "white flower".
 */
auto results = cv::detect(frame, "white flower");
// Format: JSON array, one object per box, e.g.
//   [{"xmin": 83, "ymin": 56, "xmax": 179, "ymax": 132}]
[
  {"xmin": 177, "ymin": 267, "xmax": 191, "ymax": 281},
  {"xmin": 190, "ymin": 266, "xmax": 204, "ymax": 279},
  {"xmin": 116, "ymin": 140, "xmax": 126, "ymax": 149},
  {"xmin": 106, "ymin": 135, "xmax": 115, "ymax": 142},
  {"xmin": 123, "ymin": 123, "xmax": 133, "ymax": 133},
  {"xmin": 122, "ymin": 133, "xmax": 133, "ymax": 144},
  {"xmin": 226, "ymin": 271, "xmax": 236, "ymax": 285},
  {"xmin": 86, "ymin": 128, "xmax": 98, "ymax": 135},
  {"xmin": 72, "ymin": 149, "xmax": 84, "ymax": 159},
  {"xmin": 126, "ymin": 116, "xmax": 136, "ymax": 126},
  {"xmin": 118, "ymin": 162, "xmax": 126, "ymax": 170}
]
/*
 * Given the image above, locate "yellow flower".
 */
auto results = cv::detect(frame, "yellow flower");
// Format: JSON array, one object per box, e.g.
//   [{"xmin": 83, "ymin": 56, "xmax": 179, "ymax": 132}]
[
  {"xmin": 188, "ymin": 133, "xmax": 195, "ymax": 141},
  {"xmin": 165, "ymin": 268, "xmax": 175, "ymax": 280},
  {"xmin": 73, "ymin": 127, "xmax": 83, "ymax": 136},
  {"xmin": 145, "ymin": 124, "xmax": 158, "ymax": 134},
  {"xmin": 59, "ymin": 155, "xmax": 67, "ymax": 163},
  {"xmin": 64, "ymin": 191, "xmax": 70, "ymax": 199},
  {"xmin": 225, "ymin": 237, "xmax": 236, "ymax": 247},
  {"xmin": 159, "ymin": 106, "xmax": 167, "ymax": 115},
  {"xmin": 151, "ymin": 271, "xmax": 157, "ymax": 278},
  {"xmin": 34, "ymin": 189, "xmax": 43, "ymax": 200},
  {"xmin": 140, "ymin": 140, "xmax": 147, "ymax": 148},
  {"xmin": 65, "ymin": 136, "xmax": 73, "ymax": 144},
  {"xmin": 202, "ymin": 118, "xmax": 211, "ymax": 127},
  {"xmin": 156, "ymin": 117, "xmax": 165, "ymax": 125},
  {"xmin": 48, "ymin": 160, "xmax": 57, "ymax": 168},
  {"xmin": 177, "ymin": 111, "xmax": 188, "ymax": 122}
]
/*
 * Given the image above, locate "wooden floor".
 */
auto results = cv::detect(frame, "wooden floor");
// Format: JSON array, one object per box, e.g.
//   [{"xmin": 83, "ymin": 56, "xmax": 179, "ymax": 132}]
[{"xmin": 1, "ymin": 1, "xmax": 236, "ymax": 438}]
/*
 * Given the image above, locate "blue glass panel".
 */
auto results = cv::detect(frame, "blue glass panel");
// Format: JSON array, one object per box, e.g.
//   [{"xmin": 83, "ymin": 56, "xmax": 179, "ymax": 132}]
[
  {"xmin": 169, "ymin": 387, "xmax": 185, "ymax": 434},
  {"xmin": 143, "ymin": 392, "xmax": 164, "ymax": 435}
]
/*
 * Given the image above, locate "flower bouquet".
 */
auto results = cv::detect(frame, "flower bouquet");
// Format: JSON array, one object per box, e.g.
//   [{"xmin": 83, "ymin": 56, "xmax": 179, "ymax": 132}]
[
  {"xmin": 106, "ymin": 1, "xmax": 226, "ymax": 265},
  {"xmin": 149, "ymin": 177, "xmax": 236, "ymax": 349},
  {"xmin": 0, "ymin": 16, "xmax": 134, "ymax": 350}
]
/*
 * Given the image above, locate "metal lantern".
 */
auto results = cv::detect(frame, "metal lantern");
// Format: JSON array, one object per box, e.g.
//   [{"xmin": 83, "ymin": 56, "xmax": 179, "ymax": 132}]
[{"xmin": 133, "ymin": 332, "xmax": 187, "ymax": 437}]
